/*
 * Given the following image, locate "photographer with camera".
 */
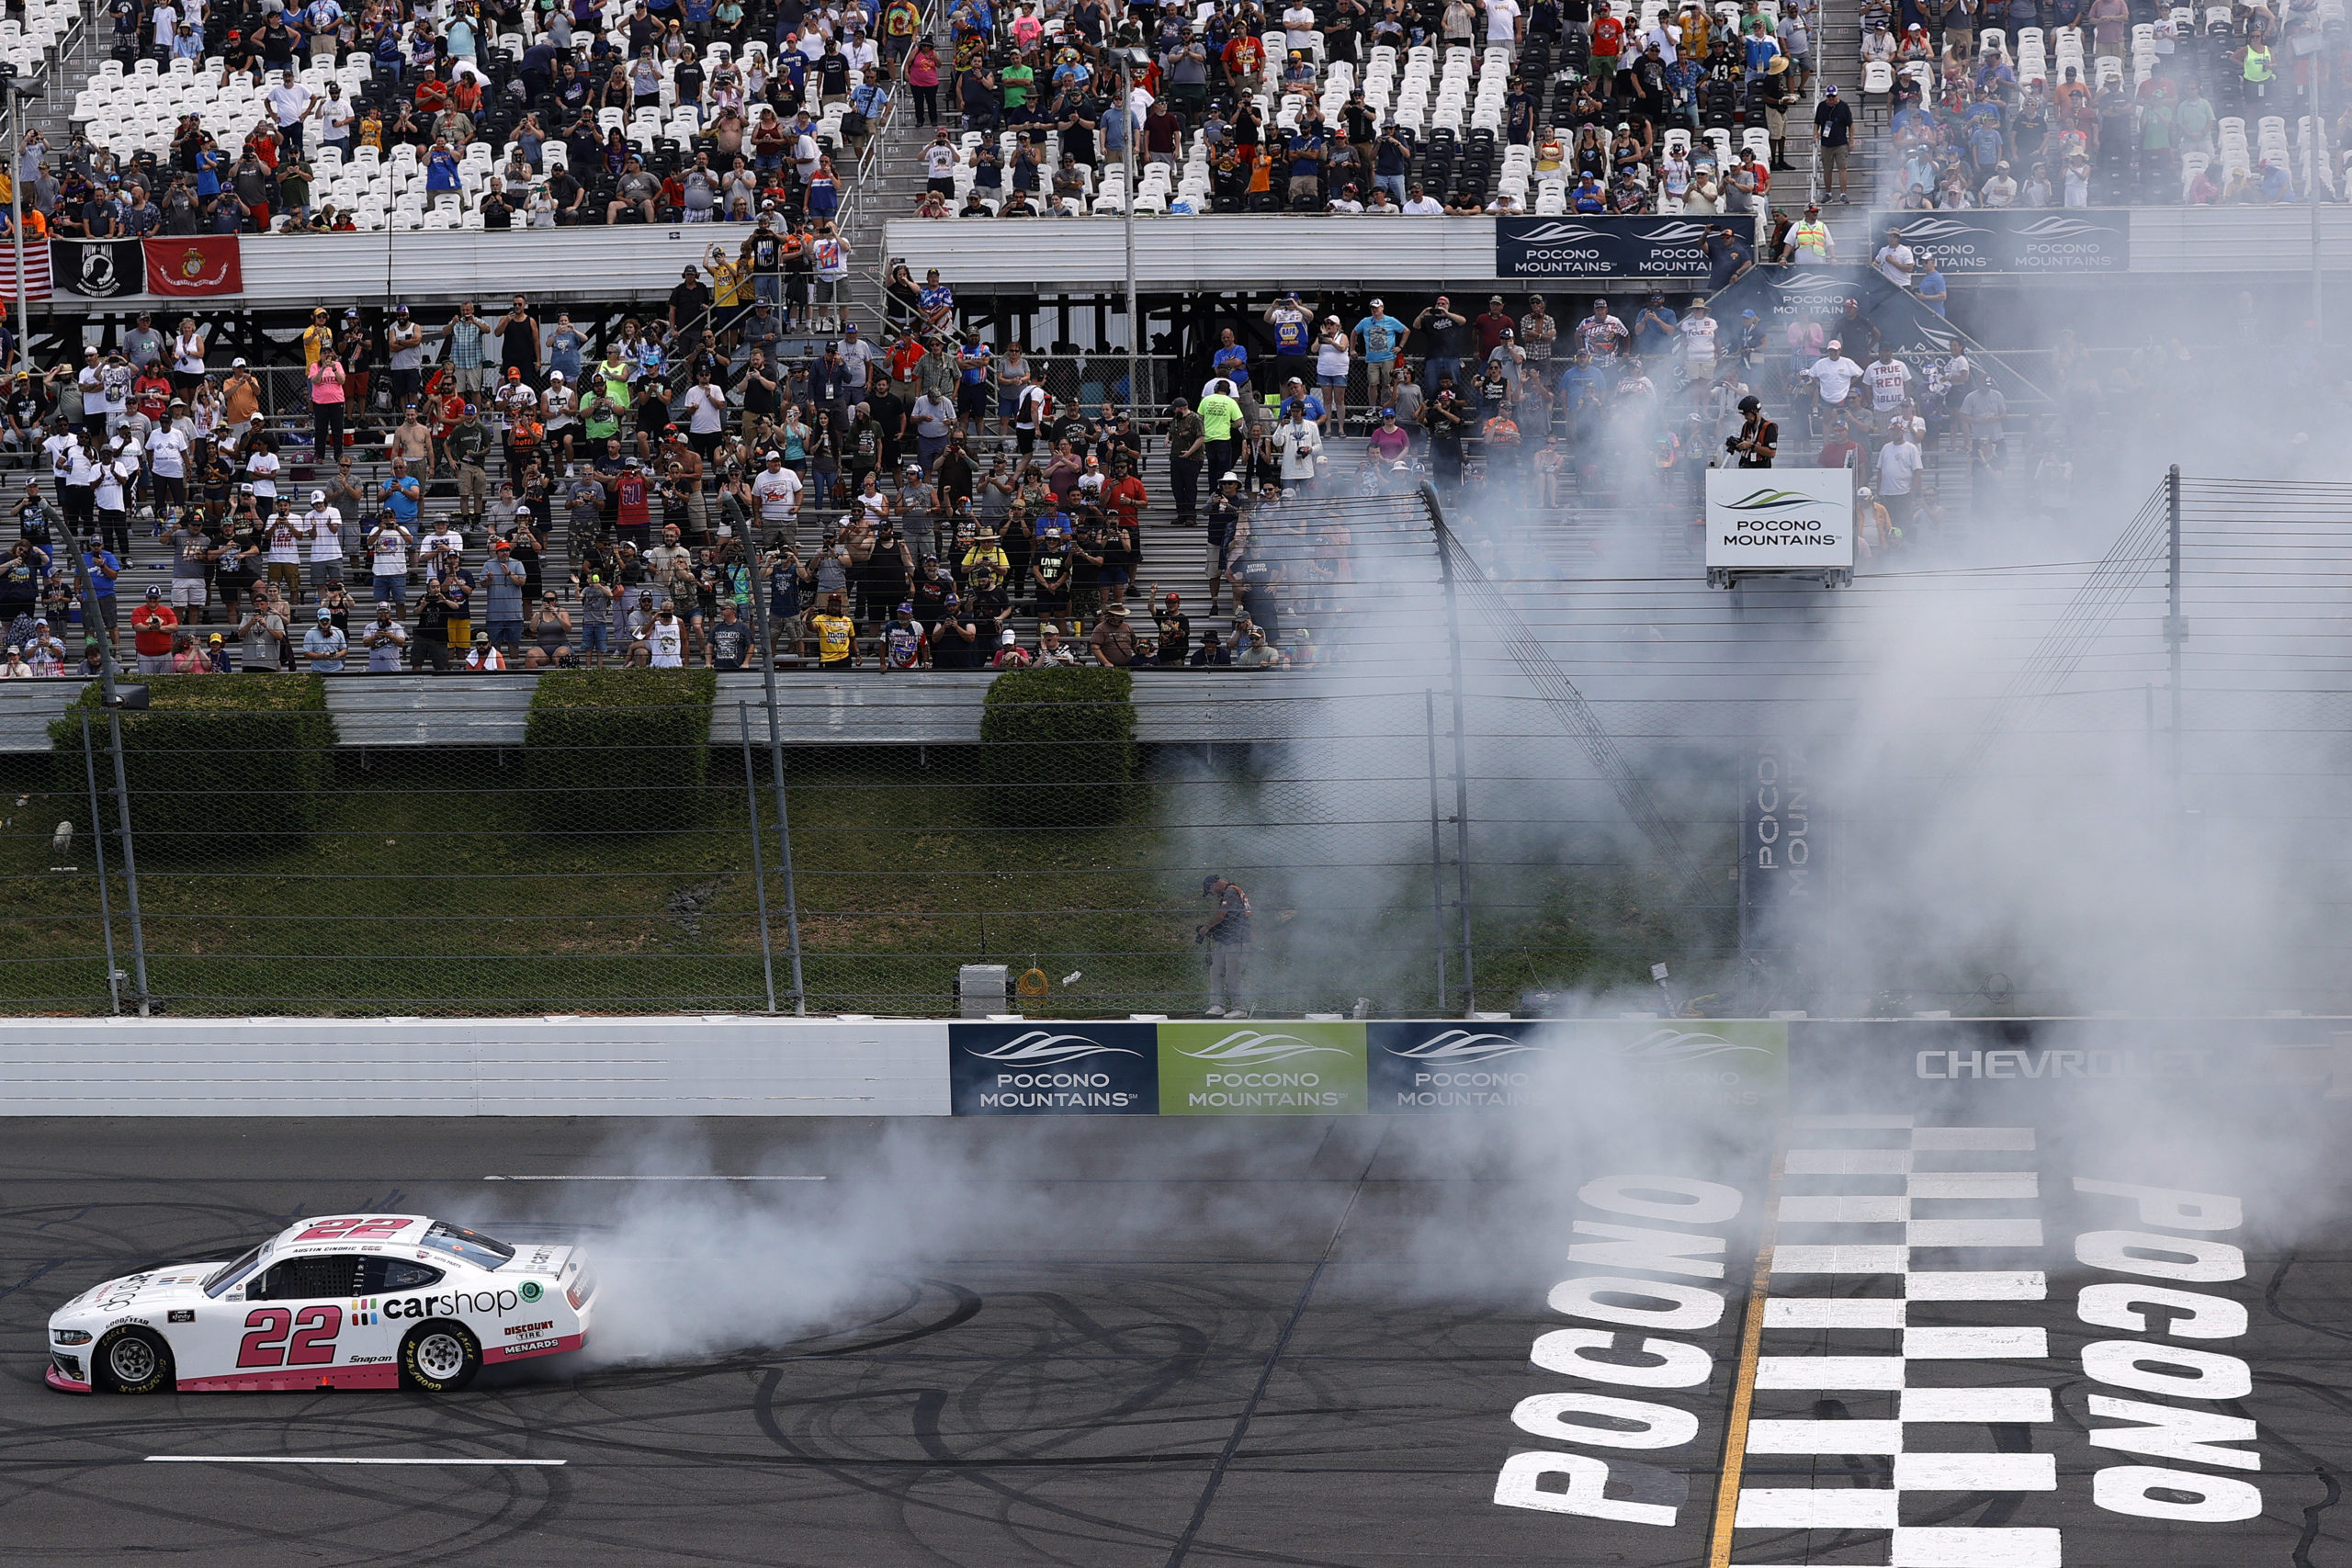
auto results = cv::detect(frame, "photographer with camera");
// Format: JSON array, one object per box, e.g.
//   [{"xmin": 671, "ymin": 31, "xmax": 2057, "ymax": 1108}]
[
  {"xmin": 411, "ymin": 576, "xmax": 456, "ymax": 671},
  {"xmin": 1727, "ymin": 394, "xmax": 1778, "ymax": 468}
]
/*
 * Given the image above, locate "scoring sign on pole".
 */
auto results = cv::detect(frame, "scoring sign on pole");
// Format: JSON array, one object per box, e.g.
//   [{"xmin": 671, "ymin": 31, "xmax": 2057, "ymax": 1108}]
[{"xmin": 1703, "ymin": 469, "xmax": 1857, "ymax": 576}]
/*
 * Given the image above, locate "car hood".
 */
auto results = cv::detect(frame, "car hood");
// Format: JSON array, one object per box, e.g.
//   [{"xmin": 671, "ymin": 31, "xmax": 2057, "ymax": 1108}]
[{"xmin": 56, "ymin": 1264, "xmax": 220, "ymax": 1320}]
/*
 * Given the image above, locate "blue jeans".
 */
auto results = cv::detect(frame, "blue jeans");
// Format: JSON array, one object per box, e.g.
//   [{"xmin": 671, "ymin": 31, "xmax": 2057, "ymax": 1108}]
[
  {"xmin": 1375, "ymin": 173, "xmax": 1407, "ymax": 204},
  {"xmin": 1421, "ymin": 356, "xmax": 1460, "ymax": 393}
]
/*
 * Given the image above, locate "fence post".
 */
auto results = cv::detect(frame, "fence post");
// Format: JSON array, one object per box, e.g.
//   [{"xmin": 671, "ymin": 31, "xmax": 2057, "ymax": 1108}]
[
  {"xmin": 1423, "ymin": 688, "xmax": 1450, "ymax": 1016},
  {"xmin": 104, "ymin": 706, "xmax": 151, "ymax": 1016},
  {"xmin": 739, "ymin": 703, "xmax": 780, "ymax": 1015},
  {"xmin": 78, "ymin": 712, "xmax": 123, "ymax": 1016},
  {"xmin": 1429, "ymin": 493, "xmax": 1477, "ymax": 1016}
]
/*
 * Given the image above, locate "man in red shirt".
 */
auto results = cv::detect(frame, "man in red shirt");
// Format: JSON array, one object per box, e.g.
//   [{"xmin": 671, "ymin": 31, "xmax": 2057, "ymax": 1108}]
[
  {"xmin": 888, "ymin": 330, "xmax": 926, "ymax": 386},
  {"xmin": 1221, "ymin": 32, "xmax": 1264, "ymax": 94},
  {"xmin": 130, "ymin": 585, "xmax": 179, "ymax": 673},
  {"xmin": 1590, "ymin": 3, "xmax": 1624, "ymax": 80},
  {"xmin": 614, "ymin": 457, "xmax": 651, "ymax": 549},
  {"xmin": 1102, "ymin": 459, "xmax": 1148, "ymax": 535}
]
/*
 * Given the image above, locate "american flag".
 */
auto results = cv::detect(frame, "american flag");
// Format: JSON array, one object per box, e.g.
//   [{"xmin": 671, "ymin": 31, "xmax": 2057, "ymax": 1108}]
[{"xmin": 0, "ymin": 241, "xmax": 52, "ymax": 301}]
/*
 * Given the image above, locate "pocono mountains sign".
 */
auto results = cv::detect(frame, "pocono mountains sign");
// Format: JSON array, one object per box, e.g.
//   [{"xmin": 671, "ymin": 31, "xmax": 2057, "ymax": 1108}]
[
  {"xmin": 1494, "ymin": 216, "xmax": 1718, "ymax": 279},
  {"xmin": 1703, "ymin": 470, "xmax": 1856, "ymax": 572}
]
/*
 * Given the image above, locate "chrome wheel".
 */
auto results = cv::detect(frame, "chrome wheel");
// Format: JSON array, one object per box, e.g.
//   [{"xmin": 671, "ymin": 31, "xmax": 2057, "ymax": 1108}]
[
  {"xmin": 107, "ymin": 1336, "xmax": 157, "ymax": 1384},
  {"xmin": 414, "ymin": 1331, "xmax": 467, "ymax": 1381}
]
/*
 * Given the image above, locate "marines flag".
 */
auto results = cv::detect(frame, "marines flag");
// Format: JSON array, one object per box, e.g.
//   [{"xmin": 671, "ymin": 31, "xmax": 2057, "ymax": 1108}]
[
  {"xmin": 142, "ymin": 235, "xmax": 242, "ymax": 296},
  {"xmin": 57, "ymin": 238, "xmax": 142, "ymax": 299}
]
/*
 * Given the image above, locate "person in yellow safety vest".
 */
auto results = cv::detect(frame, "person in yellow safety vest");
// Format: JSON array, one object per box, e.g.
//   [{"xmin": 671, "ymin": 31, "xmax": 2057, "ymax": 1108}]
[{"xmin": 1788, "ymin": 202, "xmax": 1834, "ymax": 262}]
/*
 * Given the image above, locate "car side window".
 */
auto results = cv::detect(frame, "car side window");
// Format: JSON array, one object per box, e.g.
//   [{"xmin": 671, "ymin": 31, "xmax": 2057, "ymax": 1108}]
[
  {"xmin": 247, "ymin": 1254, "xmax": 366, "ymax": 1302},
  {"xmin": 361, "ymin": 1258, "xmax": 446, "ymax": 1292}
]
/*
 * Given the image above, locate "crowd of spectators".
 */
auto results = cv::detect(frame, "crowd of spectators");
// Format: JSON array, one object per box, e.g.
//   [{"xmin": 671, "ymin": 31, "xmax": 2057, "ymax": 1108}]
[
  {"xmin": 906, "ymin": 0, "xmax": 1822, "ymax": 219},
  {"xmin": 1843, "ymin": 0, "xmax": 2350, "ymax": 209},
  {"xmin": 0, "ymin": 270, "xmax": 1342, "ymax": 676},
  {"xmin": 16, "ymin": 0, "xmax": 919, "ymax": 238}
]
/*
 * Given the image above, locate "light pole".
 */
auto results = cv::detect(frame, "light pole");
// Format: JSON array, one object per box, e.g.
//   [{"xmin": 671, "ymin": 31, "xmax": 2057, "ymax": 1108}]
[
  {"xmin": 1118, "ymin": 48, "xmax": 1141, "ymax": 414},
  {"xmin": 3, "ymin": 73, "xmax": 43, "ymax": 364}
]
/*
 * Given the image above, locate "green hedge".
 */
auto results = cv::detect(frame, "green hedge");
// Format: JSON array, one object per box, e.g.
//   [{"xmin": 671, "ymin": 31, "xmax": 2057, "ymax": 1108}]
[
  {"xmin": 978, "ymin": 667, "xmax": 1137, "ymax": 826},
  {"xmin": 48, "ymin": 675, "xmax": 337, "ymax": 853},
  {"xmin": 520, "ymin": 670, "xmax": 718, "ymax": 832}
]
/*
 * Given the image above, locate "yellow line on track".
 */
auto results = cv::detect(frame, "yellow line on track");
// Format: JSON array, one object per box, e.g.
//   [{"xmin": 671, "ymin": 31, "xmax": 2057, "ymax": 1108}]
[{"xmin": 1707, "ymin": 1143, "xmax": 1787, "ymax": 1568}]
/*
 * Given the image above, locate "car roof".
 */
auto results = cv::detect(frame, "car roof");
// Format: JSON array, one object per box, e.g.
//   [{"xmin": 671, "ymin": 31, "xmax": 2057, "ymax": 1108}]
[{"xmin": 266, "ymin": 1215, "xmax": 435, "ymax": 1257}]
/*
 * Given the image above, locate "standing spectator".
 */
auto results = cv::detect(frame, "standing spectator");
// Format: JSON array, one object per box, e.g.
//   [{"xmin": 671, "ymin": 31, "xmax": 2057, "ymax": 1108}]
[
  {"xmin": 1414, "ymin": 296, "xmax": 1468, "ymax": 391},
  {"xmin": 362, "ymin": 606, "xmax": 409, "ymax": 671},
  {"xmin": 1197, "ymin": 874, "xmax": 1251, "ymax": 1017},
  {"xmin": 130, "ymin": 585, "xmax": 178, "ymax": 672},
  {"xmin": 1813, "ymin": 83, "xmax": 1853, "ymax": 203}
]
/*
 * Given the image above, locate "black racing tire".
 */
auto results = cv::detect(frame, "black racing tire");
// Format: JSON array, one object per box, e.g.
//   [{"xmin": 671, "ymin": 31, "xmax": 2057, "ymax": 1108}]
[
  {"xmin": 95, "ymin": 1325, "xmax": 174, "ymax": 1394},
  {"xmin": 399, "ymin": 1320, "xmax": 481, "ymax": 1393}
]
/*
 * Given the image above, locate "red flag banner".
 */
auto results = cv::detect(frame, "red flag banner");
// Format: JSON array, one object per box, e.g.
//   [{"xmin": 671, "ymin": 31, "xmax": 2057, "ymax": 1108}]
[
  {"xmin": 0, "ymin": 240, "xmax": 53, "ymax": 301},
  {"xmin": 142, "ymin": 236, "xmax": 243, "ymax": 297}
]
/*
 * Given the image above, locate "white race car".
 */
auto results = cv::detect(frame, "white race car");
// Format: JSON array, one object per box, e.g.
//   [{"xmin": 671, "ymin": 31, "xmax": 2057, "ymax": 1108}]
[{"xmin": 47, "ymin": 1213, "xmax": 595, "ymax": 1395}]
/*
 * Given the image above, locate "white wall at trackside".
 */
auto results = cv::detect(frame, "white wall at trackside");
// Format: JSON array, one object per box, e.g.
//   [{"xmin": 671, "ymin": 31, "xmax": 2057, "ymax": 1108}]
[{"xmin": 0, "ymin": 1017, "xmax": 952, "ymax": 1115}]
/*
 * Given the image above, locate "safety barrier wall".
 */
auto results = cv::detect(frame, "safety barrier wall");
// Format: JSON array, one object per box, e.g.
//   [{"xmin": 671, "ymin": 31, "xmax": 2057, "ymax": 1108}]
[{"xmin": 1, "ymin": 1015, "xmax": 2337, "ymax": 1116}]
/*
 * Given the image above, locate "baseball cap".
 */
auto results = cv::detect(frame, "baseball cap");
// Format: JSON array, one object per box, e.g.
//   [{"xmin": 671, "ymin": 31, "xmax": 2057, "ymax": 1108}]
[
  {"xmin": 311, "ymin": 490, "xmax": 325, "ymax": 502},
  {"xmin": 1369, "ymin": 297, "xmax": 1383, "ymax": 309},
  {"xmin": 317, "ymin": 607, "xmax": 333, "ymax": 619},
  {"xmin": 232, "ymin": 356, "xmax": 247, "ymax": 367},
  {"xmin": 549, "ymin": 370, "xmax": 566, "ymax": 382},
  {"xmin": 208, "ymin": 633, "xmax": 223, "ymax": 643}
]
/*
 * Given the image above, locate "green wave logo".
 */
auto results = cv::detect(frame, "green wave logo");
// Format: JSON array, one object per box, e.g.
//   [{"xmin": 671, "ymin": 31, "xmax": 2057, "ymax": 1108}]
[{"xmin": 1727, "ymin": 488, "xmax": 1818, "ymax": 509}]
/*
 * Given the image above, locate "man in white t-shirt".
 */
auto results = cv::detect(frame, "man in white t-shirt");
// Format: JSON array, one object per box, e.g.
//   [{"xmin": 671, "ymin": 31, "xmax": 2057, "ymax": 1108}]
[
  {"xmin": 922, "ymin": 129, "xmax": 958, "ymax": 195},
  {"xmin": 752, "ymin": 451, "xmax": 803, "ymax": 533},
  {"xmin": 1803, "ymin": 340, "xmax": 1863, "ymax": 408},
  {"xmin": 368, "ymin": 511, "xmax": 412, "ymax": 606},
  {"xmin": 144, "ymin": 422, "xmax": 189, "ymax": 508},
  {"xmin": 267, "ymin": 72, "xmax": 315, "ymax": 153},
  {"xmin": 1679, "ymin": 299, "xmax": 1719, "ymax": 377},
  {"xmin": 264, "ymin": 498, "xmax": 305, "ymax": 604},
  {"xmin": 1485, "ymin": 0, "xmax": 1522, "ymax": 46},
  {"xmin": 1402, "ymin": 185, "xmax": 1444, "ymax": 213},
  {"xmin": 300, "ymin": 489, "xmax": 345, "ymax": 592},
  {"xmin": 1873, "ymin": 226, "xmax": 1916, "ymax": 288},
  {"xmin": 1874, "ymin": 423, "xmax": 1922, "ymax": 532},
  {"xmin": 681, "ymin": 367, "xmax": 729, "ymax": 457},
  {"xmin": 1865, "ymin": 347, "xmax": 1912, "ymax": 413},
  {"xmin": 648, "ymin": 601, "xmax": 687, "ymax": 667}
]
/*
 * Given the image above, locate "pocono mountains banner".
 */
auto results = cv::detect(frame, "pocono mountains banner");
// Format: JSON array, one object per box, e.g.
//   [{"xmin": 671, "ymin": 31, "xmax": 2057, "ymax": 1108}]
[
  {"xmin": 1494, "ymin": 215, "xmax": 1720, "ymax": 279},
  {"xmin": 1860, "ymin": 209, "xmax": 2131, "ymax": 274},
  {"xmin": 946, "ymin": 1019, "xmax": 1788, "ymax": 1116}
]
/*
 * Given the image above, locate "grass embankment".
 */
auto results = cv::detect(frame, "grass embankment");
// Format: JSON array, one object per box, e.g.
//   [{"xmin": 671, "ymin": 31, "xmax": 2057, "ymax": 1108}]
[{"xmin": 0, "ymin": 738, "xmax": 1724, "ymax": 1017}]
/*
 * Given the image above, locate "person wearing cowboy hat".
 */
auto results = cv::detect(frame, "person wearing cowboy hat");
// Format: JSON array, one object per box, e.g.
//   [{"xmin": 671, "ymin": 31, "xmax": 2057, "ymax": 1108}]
[{"xmin": 1087, "ymin": 597, "xmax": 1138, "ymax": 667}]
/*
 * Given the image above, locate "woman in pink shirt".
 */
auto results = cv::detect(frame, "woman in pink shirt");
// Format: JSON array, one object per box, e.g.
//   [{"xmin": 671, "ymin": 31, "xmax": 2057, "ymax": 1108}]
[
  {"xmin": 307, "ymin": 347, "xmax": 348, "ymax": 460},
  {"xmin": 906, "ymin": 39, "xmax": 942, "ymax": 124}
]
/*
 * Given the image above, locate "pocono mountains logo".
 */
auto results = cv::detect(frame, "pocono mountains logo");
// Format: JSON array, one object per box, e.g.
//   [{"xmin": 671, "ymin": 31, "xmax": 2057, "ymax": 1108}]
[
  {"xmin": 966, "ymin": 1030, "xmax": 1145, "ymax": 1064},
  {"xmin": 1510, "ymin": 219, "xmax": 1709, "ymax": 245},
  {"xmin": 1385, "ymin": 1029, "xmax": 1548, "ymax": 1064},
  {"xmin": 2009, "ymin": 215, "xmax": 2111, "ymax": 240},
  {"xmin": 1615, "ymin": 1026, "xmax": 1771, "ymax": 1064},
  {"xmin": 1724, "ymin": 487, "xmax": 1821, "ymax": 511},
  {"xmin": 1887, "ymin": 215, "xmax": 1990, "ymax": 243},
  {"xmin": 1173, "ymin": 1029, "xmax": 1352, "ymax": 1065}
]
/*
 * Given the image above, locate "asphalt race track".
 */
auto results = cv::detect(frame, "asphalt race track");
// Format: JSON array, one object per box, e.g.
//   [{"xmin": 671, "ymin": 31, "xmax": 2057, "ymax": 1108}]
[{"xmin": 3, "ymin": 1110, "xmax": 2347, "ymax": 1568}]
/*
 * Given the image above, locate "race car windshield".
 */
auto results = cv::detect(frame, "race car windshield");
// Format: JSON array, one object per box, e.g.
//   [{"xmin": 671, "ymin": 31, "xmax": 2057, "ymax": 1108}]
[
  {"xmin": 419, "ymin": 1221, "xmax": 517, "ymax": 1269},
  {"xmin": 202, "ymin": 1246, "xmax": 264, "ymax": 1298}
]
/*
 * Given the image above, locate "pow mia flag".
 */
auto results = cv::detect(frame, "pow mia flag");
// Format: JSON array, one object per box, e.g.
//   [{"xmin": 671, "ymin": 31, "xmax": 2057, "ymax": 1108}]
[{"xmin": 58, "ymin": 238, "xmax": 143, "ymax": 299}]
